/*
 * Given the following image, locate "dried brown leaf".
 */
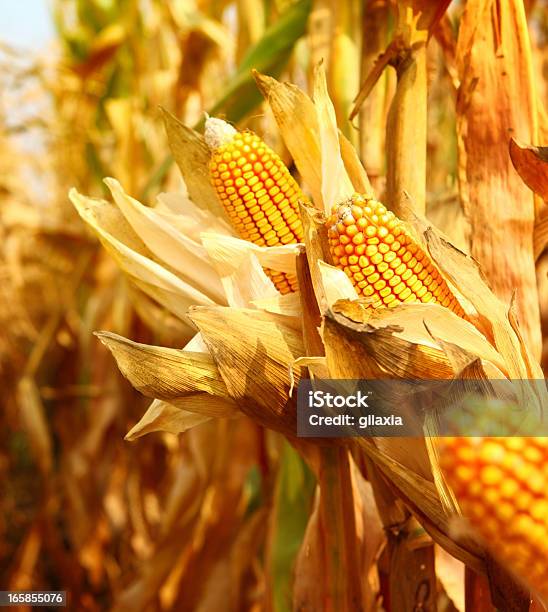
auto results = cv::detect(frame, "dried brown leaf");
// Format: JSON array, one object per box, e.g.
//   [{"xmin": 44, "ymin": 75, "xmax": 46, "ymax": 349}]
[
  {"xmin": 104, "ymin": 178, "xmax": 225, "ymax": 304},
  {"xmin": 338, "ymin": 130, "xmax": 373, "ymax": 196},
  {"xmin": 313, "ymin": 63, "xmax": 354, "ymax": 211},
  {"xmin": 160, "ymin": 107, "xmax": 229, "ymax": 220},
  {"xmin": 96, "ymin": 331, "xmax": 237, "ymax": 418},
  {"xmin": 509, "ymin": 138, "xmax": 548, "ymax": 201}
]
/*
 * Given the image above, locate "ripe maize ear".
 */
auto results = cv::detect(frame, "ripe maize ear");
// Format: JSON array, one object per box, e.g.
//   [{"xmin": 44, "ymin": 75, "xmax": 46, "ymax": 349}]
[
  {"xmin": 440, "ymin": 436, "xmax": 548, "ymax": 599},
  {"xmin": 206, "ymin": 117, "xmax": 304, "ymax": 294},
  {"xmin": 326, "ymin": 194, "xmax": 465, "ymax": 316}
]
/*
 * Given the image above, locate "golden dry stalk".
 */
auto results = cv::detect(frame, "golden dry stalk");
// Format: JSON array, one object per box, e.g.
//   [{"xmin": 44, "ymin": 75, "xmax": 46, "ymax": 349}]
[
  {"xmin": 440, "ymin": 436, "xmax": 548, "ymax": 600},
  {"xmin": 206, "ymin": 117, "xmax": 305, "ymax": 294},
  {"xmin": 326, "ymin": 194, "xmax": 465, "ymax": 315}
]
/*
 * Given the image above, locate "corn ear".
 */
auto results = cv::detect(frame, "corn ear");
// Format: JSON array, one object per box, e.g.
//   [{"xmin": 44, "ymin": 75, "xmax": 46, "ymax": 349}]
[
  {"xmin": 206, "ymin": 117, "xmax": 305, "ymax": 294},
  {"xmin": 326, "ymin": 194, "xmax": 465, "ymax": 316},
  {"xmin": 440, "ymin": 436, "xmax": 548, "ymax": 600}
]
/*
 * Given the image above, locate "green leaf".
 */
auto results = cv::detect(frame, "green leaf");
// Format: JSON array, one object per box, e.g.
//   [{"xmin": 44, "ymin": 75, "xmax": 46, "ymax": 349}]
[
  {"xmin": 207, "ymin": 0, "xmax": 312, "ymax": 122},
  {"xmin": 270, "ymin": 441, "xmax": 315, "ymax": 612}
]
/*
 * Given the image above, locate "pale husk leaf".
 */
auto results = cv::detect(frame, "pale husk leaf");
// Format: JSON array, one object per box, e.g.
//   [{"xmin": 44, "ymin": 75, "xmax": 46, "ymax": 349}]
[
  {"xmin": 251, "ymin": 291, "xmax": 302, "ymax": 317},
  {"xmin": 313, "ymin": 63, "xmax": 355, "ymax": 211},
  {"xmin": 155, "ymin": 191, "xmax": 234, "ymax": 239},
  {"xmin": 69, "ymin": 189, "xmax": 147, "ymax": 253},
  {"xmin": 338, "ymin": 130, "xmax": 373, "ymax": 196},
  {"xmin": 253, "ymin": 71, "xmax": 323, "ymax": 208},
  {"xmin": 70, "ymin": 190, "xmax": 215, "ymax": 312},
  {"xmin": 184, "ymin": 333, "xmax": 210, "ymax": 353},
  {"xmin": 200, "ymin": 232, "xmax": 302, "ymax": 308},
  {"xmin": 200, "ymin": 245, "xmax": 277, "ymax": 308},
  {"xmin": 424, "ymin": 228, "xmax": 543, "ymax": 392},
  {"xmin": 104, "ymin": 178, "xmax": 225, "ymax": 304},
  {"xmin": 363, "ymin": 302, "xmax": 507, "ymax": 375},
  {"xmin": 124, "ymin": 399, "xmax": 213, "ymax": 440},
  {"xmin": 317, "ymin": 260, "xmax": 358, "ymax": 309},
  {"xmin": 200, "ymin": 232, "xmax": 299, "ymax": 275}
]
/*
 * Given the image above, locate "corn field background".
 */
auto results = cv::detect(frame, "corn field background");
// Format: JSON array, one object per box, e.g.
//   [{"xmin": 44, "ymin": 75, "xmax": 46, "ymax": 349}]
[{"xmin": 1, "ymin": 1, "xmax": 547, "ymax": 611}]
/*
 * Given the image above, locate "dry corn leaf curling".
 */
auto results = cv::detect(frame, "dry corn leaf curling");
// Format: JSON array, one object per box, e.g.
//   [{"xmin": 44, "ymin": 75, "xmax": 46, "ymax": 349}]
[
  {"xmin": 69, "ymin": 188, "xmax": 217, "ymax": 329},
  {"xmin": 95, "ymin": 332, "xmax": 236, "ymax": 418},
  {"xmin": 188, "ymin": 305, "xmax": 304, "ymax": 437},
  {"xmin": 125, "ymin": 400, "xmax": 212, "ymax": 440},
  {"xmin": 161, "ymin": 108, "xmax": 230, "ymax": 220}
]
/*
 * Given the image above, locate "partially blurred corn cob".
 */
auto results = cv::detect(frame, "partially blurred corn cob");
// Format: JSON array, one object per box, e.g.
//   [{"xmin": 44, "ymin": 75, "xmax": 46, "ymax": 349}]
[
  {"xmin": 206, "ymin": 118, "xmax": 305, "ymax": 294},
  {"xmin": 440, "ymin": 436, "xmax": 548, "ymax": 599},
  {"xmin": 326, "ymin": 194, "xmax": 465, "ymax": 316}
]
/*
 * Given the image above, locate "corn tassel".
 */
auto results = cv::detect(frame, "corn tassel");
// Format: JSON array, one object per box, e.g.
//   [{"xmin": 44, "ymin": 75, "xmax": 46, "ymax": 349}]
[
  {"xmin": 326, "ymin": 194, "xmax": 465, "ymax": 316},
  {"xmin": 206, "ymin": 118, "xmax": 304, "ymax": 294},
  {"xmin": 440, "ymin": 436, "xmax": 548, "ymax": 600}
]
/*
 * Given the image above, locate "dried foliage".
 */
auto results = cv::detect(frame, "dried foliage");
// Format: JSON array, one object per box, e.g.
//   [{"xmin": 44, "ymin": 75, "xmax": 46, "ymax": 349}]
[{"xmin": 2, "ymin": 1, "xmax": 548, "ymax": 611}]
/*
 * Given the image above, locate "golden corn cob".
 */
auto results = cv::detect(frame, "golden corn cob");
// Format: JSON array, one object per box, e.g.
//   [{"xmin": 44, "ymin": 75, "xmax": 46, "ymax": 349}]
[
  {"xmin": 326, "ymin": 194, "xmax": 465, "ymax": 316},
  {"xmin": 205, "ymin": 117, "xmax": 304, "ymax": 294},
  {"xmin": 439, "ymin": 436, "xmax": 548, "ymax": 599}
]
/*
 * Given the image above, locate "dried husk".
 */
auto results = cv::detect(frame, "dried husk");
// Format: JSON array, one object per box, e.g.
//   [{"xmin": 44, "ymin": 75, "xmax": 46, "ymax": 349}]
[
  {"xmin": 293, "ymin": 160, "xmax": 545, "ymax": 589},
  {"xmin": 251, "ymin": 291, "xmax": 302, "ymax": 318},
  {"xmin": 188, "ymin": 306, "xmax": 305, "ymax": 437},
  {"xmin": 104, "ymin": 178, "xmax": 226, "ymax": 303},
  {"xmin": 95, "ymin": 331, "xmax": 237, "ymax": 418},
  {"xmin": 253, "ymin": 71, "xmax": 324, "ymax": 208},
  {"xmin": 201, "ymin": 232, "xmax": 299, "ymax": 282},
  {"xmin": 125, "ymin": 400, "xmax": 213, "ymax": 440},
  {"xmin": 160, "ymin": 107, "xmax": 229, "ymax": 220},
  {"xmin": 312, "ymin": 63, "xmax": 355, "ymax": 210},
  {"xmin": 70, "ymin": 189, "xmax": 215, "ymax": 327},
  {"xmin": 254, "ymin": 70, "xmax": 371, "ymax": 211}
]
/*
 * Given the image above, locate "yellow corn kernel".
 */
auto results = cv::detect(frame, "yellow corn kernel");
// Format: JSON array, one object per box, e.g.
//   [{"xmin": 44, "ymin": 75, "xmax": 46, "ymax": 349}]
[
  {"xmin": 326, "ymin": 194, "xmax": 465, "ymax": 316},
  {"xmin": 440, "ymin": 436, "xmax": 548, "ymax": 599},
  {"xmin": 206, "ymin": 117, "xmax": 304, "ymax": 294}
]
